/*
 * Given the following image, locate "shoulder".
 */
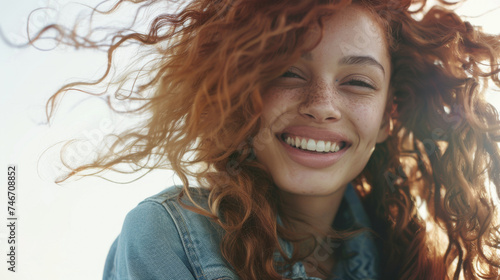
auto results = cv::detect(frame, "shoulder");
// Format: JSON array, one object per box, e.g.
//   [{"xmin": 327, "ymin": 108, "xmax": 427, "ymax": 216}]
[
  {"xmin": 103, "ymin": 185, "xmax": 237, "ymax": 280},
  {"xmin": 120, "ymin": 185, "xmax": 212, "ymax": 250},
  {"xmin": 144, "ymin": 184, "xmax": 211, "ymax": 209}
]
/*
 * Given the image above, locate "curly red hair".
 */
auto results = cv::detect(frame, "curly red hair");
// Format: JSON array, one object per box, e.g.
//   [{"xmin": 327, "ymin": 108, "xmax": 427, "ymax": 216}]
[{"xmin": 33, "ymin": 0, "xmax": 500, "ymax": 279}]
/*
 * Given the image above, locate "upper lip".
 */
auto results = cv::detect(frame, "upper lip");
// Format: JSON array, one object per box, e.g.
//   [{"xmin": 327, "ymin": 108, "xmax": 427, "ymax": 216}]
[{"xmin": 277, "ymin": 126, "xmax": 352, "ymax": 145}]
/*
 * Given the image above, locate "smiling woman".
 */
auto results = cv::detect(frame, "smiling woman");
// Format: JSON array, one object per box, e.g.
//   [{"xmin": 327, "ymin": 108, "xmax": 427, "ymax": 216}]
[
  {"xmin": 28, "ymin": 0, "xmax": 500, "ymax": 279},
  {"xmin": 256, "ymin": 6, "xmax": 391, "ymax": 199}
]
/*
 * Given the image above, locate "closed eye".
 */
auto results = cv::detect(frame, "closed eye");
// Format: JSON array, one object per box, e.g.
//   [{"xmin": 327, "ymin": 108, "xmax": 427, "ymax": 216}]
[
  {"xmin": 280, "ymin": 69, "xmax": 304, "ymax": 79},
  {"xmin": 280, "ymin": 66, "xmax": 305, "ymax": 80},
  {"xmin": 342, "ymin": 78, "xmax": 376, "ymax": 90}
]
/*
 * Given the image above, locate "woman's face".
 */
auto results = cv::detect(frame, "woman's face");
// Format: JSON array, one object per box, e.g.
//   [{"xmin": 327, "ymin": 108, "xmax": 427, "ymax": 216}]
[{"xmin": 254, "ymin": 6, "xmax": 391, "ymax": 197}]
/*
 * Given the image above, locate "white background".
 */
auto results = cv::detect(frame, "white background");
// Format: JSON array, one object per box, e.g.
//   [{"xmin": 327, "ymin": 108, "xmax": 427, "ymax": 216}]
[{"xmin": 1, "ymin": 1, "xmax": 500, "ymax": 279}]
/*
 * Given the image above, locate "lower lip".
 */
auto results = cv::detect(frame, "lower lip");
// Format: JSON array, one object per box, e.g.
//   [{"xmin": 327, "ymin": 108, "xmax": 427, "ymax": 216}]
[{"xmin": 278, "ymin": 136, "xmax": 349, "ymax": 169}]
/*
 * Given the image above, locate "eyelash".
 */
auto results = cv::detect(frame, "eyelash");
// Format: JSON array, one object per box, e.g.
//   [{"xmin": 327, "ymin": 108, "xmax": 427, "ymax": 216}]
[
  {"xmin": 280, "ymin": 71, "xmax": 303, "ymax": 79},
  {"xmin": 342, "ymin": 78, "xmax": 376, "ymax": 90},
  {"xmin": 279, "ymin": 71, "xmax": 376, "ymax": 90}
]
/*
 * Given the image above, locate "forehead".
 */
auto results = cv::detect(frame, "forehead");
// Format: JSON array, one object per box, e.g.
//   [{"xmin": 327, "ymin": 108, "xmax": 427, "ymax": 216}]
[
  {"xmin": 307, "ymin": 5, "xmax": 390, "ymax": 70},
  {"xmin": 332, "ymin": 6, "xmax": 387, "ymax": 50}
]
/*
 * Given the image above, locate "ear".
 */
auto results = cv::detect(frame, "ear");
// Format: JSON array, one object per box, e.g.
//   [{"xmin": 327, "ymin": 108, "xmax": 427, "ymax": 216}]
[{"xmin": 376, "ymin": 97, "xmax": 396, "ymax": 144}]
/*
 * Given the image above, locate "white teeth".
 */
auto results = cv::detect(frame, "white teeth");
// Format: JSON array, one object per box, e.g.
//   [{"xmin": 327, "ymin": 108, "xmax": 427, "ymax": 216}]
[
  {"xmin": 300, "ymin": 138, "xmax": 307, "ymax": 149},
  {"xmin": 325, "ymin": 141, "xmax": 331, "ymax": 152},
  {"xmin": 284, "ymin": 136, "xmax": 343, "ymax": 153},
  {"xmin": 331, "ymin": 142, "xmax": 339, "ymax": 152},
  {"xmin": 316, "ymin": 141, "xmax": 325, "ymax": 152},
  {"xmin": 306, "ymin": 139, "xmax": 316, "ymax": 151}
]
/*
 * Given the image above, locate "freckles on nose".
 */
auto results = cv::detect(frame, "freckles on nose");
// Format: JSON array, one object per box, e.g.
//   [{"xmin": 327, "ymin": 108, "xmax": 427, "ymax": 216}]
[
  {"xmin": 297, "ymin": 81, "xmax": 342, "ymax": 121},
  {"xmin": 301, "ymin": 82, "xmax": 336, "ymax": 107}
]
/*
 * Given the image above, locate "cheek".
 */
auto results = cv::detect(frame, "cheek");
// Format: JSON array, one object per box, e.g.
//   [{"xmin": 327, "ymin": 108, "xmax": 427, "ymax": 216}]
[
  {"xmin": 261, "ymin": 88, "xmax": 300, "ymax": 124},
  {"xmin": 347, "ymin": 99, "xmax": 385, "ymax": 139}
]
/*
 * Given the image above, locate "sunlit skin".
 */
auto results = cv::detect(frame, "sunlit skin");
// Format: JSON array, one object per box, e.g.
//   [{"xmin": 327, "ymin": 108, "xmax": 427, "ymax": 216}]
[{"xmin": 255, "ymin": 5, "xmax": 391, "ymax": 237}]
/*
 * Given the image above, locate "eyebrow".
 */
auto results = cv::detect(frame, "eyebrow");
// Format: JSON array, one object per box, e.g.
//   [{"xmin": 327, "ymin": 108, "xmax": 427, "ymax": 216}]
[{"xmin": 339, "ymin": 55, "xmax": 385, "ymax": 76}]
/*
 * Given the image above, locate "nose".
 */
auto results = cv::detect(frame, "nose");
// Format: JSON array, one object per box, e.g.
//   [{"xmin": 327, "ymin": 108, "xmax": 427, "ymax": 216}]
[{"xmin": 298, "ymin": 82, "xmax": 341, "ymax": 122}]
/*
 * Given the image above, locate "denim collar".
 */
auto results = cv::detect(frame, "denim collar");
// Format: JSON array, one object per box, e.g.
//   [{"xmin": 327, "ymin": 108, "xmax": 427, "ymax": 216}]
[{"xmin": 275, "ymin": 184, "xmax": 380, "ymax": 280}]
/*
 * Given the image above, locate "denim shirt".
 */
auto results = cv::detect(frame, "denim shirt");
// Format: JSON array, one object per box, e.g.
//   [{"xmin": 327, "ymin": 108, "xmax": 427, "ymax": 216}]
[{"xmin": 103, "ymin": 184, "xmax": 380, "ymax": 280}]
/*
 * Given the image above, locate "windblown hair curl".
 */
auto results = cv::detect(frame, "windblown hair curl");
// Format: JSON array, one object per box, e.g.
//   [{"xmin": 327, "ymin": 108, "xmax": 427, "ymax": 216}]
[{"xmin": 31, "ymin": 0, "xmax": 500, "ymax": 279}]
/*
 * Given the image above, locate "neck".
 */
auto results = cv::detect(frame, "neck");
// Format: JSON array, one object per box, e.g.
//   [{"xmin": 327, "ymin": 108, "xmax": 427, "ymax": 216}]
[{"xmin": 278, "ymin": 184, "xmax": 348, "ymax": 236}]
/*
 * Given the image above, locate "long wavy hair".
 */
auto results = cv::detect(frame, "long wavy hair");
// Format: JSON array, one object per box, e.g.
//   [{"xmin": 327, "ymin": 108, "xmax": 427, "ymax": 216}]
[{"xmin": 31, "ymin": 0, "xmax": 500, "ymax": 279}]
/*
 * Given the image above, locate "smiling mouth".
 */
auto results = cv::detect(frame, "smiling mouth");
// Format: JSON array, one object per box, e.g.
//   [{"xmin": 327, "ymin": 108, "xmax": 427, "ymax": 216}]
[{"xmin": 280, "ymin": 134, "xmax": 347, "ymax": 153}]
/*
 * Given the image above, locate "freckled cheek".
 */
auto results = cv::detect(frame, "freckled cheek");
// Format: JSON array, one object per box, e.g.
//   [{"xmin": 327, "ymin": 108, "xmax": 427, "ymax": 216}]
[
  {"xmin": 346, "ymin": 102, "xmax": 384, "ymax": 140},
  {"xmin": 261, "ymin": 89, "xmax": 300, "ymax": 122}
]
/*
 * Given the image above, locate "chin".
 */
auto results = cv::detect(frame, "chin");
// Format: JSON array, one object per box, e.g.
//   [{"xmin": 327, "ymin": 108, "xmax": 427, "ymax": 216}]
[{"xmin": 271, "ymin": 168, "xmax": 351, "ymax": 197}]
